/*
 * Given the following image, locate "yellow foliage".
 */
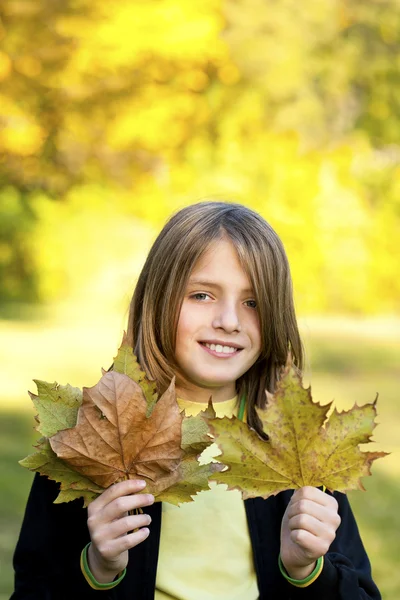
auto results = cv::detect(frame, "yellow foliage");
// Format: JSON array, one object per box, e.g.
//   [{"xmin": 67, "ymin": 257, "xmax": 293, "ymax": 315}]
[
  {"xmin": 0, "ymin": 95, "xmax": 45, "ymax": 156},
  {"xmin": 0, "ymin": 51, "xmax": 12, "ymax": 81},
  {"xmin": 58, "ymin": 0, "xmax": 226, "ymax": 77},
  {"xmin": 14, "ymin": 55, "xmax": 42, "ymax": 78},
  {"xmin": 1, "ymin": 0, "xmax": 400, "ymax": 314}
]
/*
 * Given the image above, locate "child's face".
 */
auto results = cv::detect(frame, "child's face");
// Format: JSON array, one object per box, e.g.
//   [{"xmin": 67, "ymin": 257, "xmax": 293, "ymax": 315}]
[{"xmin": 175, "ymin": 237, "xmax": 262, "ymax": 402}]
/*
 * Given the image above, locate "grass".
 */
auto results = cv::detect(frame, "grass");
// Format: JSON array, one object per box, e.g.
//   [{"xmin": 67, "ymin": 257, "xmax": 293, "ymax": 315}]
[{"xmin": 0, "ymin": 311, "xmax": 399, "ymax": 599}]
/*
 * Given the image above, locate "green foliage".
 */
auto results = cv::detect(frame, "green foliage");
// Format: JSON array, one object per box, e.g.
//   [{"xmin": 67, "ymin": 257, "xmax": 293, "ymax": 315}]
[{"xmin": 0, "ymin": 187, "xmax": 38, "ymax": 304}]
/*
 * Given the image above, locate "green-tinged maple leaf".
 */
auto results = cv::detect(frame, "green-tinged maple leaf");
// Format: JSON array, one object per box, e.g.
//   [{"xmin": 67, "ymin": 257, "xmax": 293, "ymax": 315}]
[
  {"xmin": 155, "ymin": 401, "xmax": 220, "ymax": 505},
  {"xmin": 30, "ymin": 380, "xmax": 82, "ymax": 437},
  {"xmin": 209, "ymin": 363, "xmax": 388, "ymax": 499},
  {"xmin": 181, "ymin": 400, "xmax": 216, "ymax": 455},
  {"xmin": 112, "ymin": 331, "xmax": 157, "ymax": 413},
  {"xmin": 308, "ymin": 400, "xmax": 386, "ymax": 491},
  {"xmin": 19, "ymin": 438, "xmax": 103, "ymax": 506},
  {"xmin": 157, "ymin": 459, "xmax": 222, "ymax": 505}
]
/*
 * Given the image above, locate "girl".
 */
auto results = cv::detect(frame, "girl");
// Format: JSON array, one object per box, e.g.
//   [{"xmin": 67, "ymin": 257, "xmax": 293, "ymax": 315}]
[{"xmin": 12, "ymin": 201, "xmax": 380, "ymax": 599}]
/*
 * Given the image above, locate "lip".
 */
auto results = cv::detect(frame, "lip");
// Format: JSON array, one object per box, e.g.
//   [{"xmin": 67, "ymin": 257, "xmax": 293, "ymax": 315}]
[{"xmin": 198, "ymin": 340, "xmax": 244, "ymax": 349}]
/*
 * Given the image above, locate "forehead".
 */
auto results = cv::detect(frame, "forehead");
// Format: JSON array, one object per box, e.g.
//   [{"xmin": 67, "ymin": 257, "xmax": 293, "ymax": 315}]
[{"xmin": 188, "ymin": 238, "xmax": 253, "ymax": 290}]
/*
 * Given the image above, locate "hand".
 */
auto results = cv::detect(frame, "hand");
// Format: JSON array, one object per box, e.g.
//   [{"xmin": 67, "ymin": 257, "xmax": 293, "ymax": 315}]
[
  {"xmin": 86, "ymin": 479, "xmax": 155, "ymax": 583},
  {"xmin": 280, "ymin": 486, "xmax": 341, "ymax": 580}
]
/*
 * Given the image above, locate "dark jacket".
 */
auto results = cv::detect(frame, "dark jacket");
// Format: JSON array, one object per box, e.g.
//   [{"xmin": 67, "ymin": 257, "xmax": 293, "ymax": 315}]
[{"xmin": 11, "ymin": 473, "xmax": 381, "ymax": 600}]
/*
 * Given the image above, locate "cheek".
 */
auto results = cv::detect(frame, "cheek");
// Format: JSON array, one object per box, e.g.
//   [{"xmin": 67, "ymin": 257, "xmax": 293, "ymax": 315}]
[
  {"xmin": 175, "ymin": 320, "xmax": 186, "ymax": 351},
  {"xmin": 255, "ymin": 321, "xmax": 262, "ymax": 348},
  {"xmin": 176, "ymin": 304, "xmax": 197, "ymax": 346},
  {"xmin": 246, "ymin": 312, "xmax": 262, "ymax": 348}
]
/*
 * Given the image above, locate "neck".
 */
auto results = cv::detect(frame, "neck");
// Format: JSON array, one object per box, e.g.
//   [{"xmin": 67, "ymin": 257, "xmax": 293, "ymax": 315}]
[{"xmin": 175, "ymin": 381, "xmax": 236, "ymax": 403}]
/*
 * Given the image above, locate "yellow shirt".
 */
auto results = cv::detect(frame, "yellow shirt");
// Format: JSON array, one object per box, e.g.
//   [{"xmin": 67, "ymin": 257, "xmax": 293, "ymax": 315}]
[{"xmin": 155, "ymin": 396, "xmax": 259, "ymax": 600}]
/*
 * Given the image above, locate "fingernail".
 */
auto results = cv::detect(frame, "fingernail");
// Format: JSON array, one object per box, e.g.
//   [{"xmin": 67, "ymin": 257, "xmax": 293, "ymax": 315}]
[{"xmin": 137, "ymin": 480, "xmax": 146, "ymax": 488}]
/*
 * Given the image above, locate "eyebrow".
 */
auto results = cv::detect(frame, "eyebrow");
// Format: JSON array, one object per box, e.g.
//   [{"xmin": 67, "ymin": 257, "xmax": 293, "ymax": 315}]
[{"xmin": 187, "ymin": 279, "xmax": 254, "ymax": 295}]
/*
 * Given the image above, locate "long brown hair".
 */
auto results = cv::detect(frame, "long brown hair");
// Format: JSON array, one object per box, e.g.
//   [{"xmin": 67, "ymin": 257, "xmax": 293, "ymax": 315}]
[{"xmin": 126, "ymin": 201, "xmax": 303, "ymax": 437}]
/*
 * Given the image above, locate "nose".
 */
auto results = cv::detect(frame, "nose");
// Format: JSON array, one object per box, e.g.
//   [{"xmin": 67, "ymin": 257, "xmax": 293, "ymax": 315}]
[{"xmin": 212, "ymin": 301, "xmax": 241, "ymax": 333}]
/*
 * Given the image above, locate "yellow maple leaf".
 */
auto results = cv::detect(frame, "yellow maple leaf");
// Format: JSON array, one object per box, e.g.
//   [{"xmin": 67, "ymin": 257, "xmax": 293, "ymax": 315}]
[{"xmin": 209, "ymin": 363, "xmax": 388, "ymax": 499}]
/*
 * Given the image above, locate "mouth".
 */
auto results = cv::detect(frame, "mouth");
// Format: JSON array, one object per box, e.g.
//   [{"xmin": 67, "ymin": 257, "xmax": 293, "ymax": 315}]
[{"xmin": 199, "ymin": 341, "xmax": 243, "ymax": 357}]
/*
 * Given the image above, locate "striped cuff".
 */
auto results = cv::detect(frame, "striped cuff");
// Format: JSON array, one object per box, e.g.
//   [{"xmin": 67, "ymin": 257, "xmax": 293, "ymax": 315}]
[
  {"xmin": 80, "ymin": 542, "xmax": 126, "ymax": 590},
  {"xmin": 278, "ymin": 554, "xmax": 324, "ymax": 588}
]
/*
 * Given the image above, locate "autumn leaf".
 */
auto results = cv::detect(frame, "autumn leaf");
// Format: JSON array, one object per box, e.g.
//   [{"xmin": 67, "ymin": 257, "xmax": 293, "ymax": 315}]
[
  {"xmin": 20, "ymin": 335, "xmax": 220, "ymax": 506},
  {"xmin": 209, "ymin": 363, "xmax": 388, "ymax": 499},
  {"xmin": 112, "ymin": 331, "xmax": 158, "ymax": 413},
  {"xmin": 308, "ymin": 401, "xmax": 386, "ymax": 491},
  {"xmin": 30, "ymin": 380, "xmax": 82, "ymax": 437},
  {"xmin": 181, "ymin": 400, "xmax": 216, "ymax": 455},
  {"xmin": 50, "ymin": 371, "xmax": 184, "ymax": 493},
  {"xmin": 20, "ymin": 379, "xmax": 100, "ymax": 506},
  {"xmin": 157, "ymin": 460, "xmax": 221, "ymax": 505},
  {"xmin": 46, "ymin": 376, "xmax": 219, "ymax": 505},
  {"xmin": 157, "ymin": 401, "xmax": 222, "ymax": 505},
  {"xmin": 20, "ymin": 438, "xmax": 103, "ymax": 506}
]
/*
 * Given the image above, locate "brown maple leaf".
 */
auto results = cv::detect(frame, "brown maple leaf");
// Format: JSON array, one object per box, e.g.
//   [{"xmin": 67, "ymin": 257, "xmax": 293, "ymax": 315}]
[
  {"xmin": 21, "ymin": 337, "xmax": 220, "ymax": 505},
  {"xmin": 50, "ymin": 371, "xmax": 184, "ymax": 493}
]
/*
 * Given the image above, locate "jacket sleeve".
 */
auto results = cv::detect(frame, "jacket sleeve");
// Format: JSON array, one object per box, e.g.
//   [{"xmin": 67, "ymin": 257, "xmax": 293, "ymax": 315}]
[
  {"xmin": 10, "ymin": 472, "xmax": 121, "ymax": 600},
  {"xmin": 287, "ymin": 491, "xmax": 381, "ymax": 600}
]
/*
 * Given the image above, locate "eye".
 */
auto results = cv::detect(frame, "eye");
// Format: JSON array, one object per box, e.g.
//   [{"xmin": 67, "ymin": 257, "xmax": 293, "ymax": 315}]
[
  {"xmin": 245, "ymin": 299, "xmax": 257, "ymax": 309},
  {"xmin": 190, "ymin": 292, "xmax": 211, "ymax": 301}
]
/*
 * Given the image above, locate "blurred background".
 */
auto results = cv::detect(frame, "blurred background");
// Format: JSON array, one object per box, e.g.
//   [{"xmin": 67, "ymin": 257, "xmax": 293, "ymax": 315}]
[{"xmin": 0, "ymin": 0, "xmax": 399, "ymax": 597}]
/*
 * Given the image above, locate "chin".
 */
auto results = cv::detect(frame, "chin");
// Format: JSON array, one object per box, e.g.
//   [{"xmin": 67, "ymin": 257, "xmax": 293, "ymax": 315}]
[{"xmin": 192, "ymin": 373, "xmax": 239, "ymax": 389}]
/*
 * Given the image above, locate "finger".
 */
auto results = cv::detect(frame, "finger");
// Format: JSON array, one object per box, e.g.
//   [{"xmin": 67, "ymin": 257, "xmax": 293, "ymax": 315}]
[
  {"xmin": 290, "ymin": 528, "xmax": 332, "ymax": 558},
  {"xmin": 89, "ymin": 479, "xmax": 147, "ymax": 513},
  {"xmin": 289, "ymin": 513, "xmax": 337, "ymax": 540},
  {"xmin": 106, "ymin": 512, "xmax": 152, "ymax": 540},
  {"xmin": 287, "ymin": 499, "xmax": 341, "ymax": 529},
  {"xmin": 102, "ymin": 493, "xmax": 155, "ymax": 523},
  {"xmin": 291, "ymin": 487, "xmax": 339, "ymax": 510},
  {"xmin": 95, "ymin": 527, "xmax": 151, "ymax": 561}
]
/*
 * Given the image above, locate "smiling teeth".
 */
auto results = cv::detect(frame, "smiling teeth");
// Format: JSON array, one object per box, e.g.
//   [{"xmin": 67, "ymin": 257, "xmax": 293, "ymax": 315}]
[{"xmin": 204, "ymin": 343, "xmax": 237, "ymax": 354}]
